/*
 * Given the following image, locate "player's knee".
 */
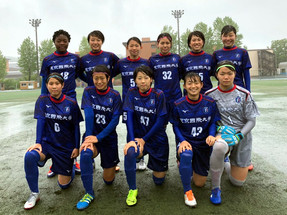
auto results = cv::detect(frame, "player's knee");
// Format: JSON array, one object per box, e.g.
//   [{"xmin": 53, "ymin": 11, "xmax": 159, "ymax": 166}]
[
  {"xmin": 58, "ymin": 178, "xmax": 73, "ymax": 189},
  {"xmin": 229, "ymin": 174, "xmax": 245, "ymax": 187},
  {"xmin": 24, "ymin": 150, "xmax": 40, "ymax": 164},
  {"xmin": 103, "ymin": 177, "xmax": 114, "ymax": 185},
  {"xmin": 213, "ymin": 139, "xmax": 228, "ymax": 156},
  {"xmin": 179, "ymin": 150, "xmax": 193, "ymax": 166},
  {"xmin": 80, "ymin": 148, "xmax": 93, "ymax": 162},
  {"xmin": 125, "ymin": 147, "xmax": 136, "ymax": 159},
  {"xmin": 152, "ymin": 175, "xmax": 165, "ymax": 185}
]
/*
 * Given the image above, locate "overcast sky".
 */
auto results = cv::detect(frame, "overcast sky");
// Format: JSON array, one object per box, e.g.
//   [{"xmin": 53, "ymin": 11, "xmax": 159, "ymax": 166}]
[{"xmin": 1, "ymin": 0, "xmax": 286, "ymax": 58}]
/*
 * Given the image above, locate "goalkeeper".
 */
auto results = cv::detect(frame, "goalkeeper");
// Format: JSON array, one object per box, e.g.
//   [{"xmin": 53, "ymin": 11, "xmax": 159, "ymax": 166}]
[{"xmin": 205, "ymin": 60, "xmax": 260, "ymax": 205}]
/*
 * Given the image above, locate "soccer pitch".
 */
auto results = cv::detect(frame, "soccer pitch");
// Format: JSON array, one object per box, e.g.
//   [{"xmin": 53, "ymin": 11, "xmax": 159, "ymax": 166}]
[{"xmin": 0, "ymin": 79, "xmax": 286, "ymax": 214}]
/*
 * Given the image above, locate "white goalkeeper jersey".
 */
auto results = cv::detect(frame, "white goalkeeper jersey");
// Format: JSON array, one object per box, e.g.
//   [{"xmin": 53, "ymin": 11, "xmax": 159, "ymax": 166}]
[{"xmin": 205, "ymin": 85, "xmax": 260, "ymax": 131}]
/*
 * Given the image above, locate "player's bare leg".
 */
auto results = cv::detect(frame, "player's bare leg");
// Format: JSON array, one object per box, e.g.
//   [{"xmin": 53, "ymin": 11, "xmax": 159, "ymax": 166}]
[
  {"xmin": 103, "ymin": 167, "xmax": 116, "ymax": 184},
  {"xmin": 193, "ymin": 173, "xmax": 207, "ymax": 187}
]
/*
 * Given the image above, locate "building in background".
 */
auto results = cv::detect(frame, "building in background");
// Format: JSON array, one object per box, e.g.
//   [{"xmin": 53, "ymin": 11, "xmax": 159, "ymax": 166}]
[
  {"xmin": 248, "ymin": 49, "xmax": 277, "ymax": 77},
  {"xmin": 123, "ymin": 37, "xmax": 157, "ymax": 59}
]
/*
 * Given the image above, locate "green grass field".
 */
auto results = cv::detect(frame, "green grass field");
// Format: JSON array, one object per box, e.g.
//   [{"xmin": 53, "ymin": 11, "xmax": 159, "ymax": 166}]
[{"xmin": 0, "ymin": 79, "xmax": 286, "ymax": 103}]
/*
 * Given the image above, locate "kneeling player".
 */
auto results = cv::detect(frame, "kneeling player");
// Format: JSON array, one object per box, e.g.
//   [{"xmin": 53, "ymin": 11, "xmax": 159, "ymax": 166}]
[
  {"xmin": 171, "ymin": 72, "xmax": 220, "ymax": 207},
  {"xmin": 205, "ymin": 60, "xmax": 259, "ymax": 205},
  {"xmin": 123, "ymin": 65, "xmax": 169, "ymax": 206},
  {"xmin": 76, "ymin": 65, "xmax": 122, "ymax": 210},
  {"xmin": 24, "ymin": 73, "xmax": 83, "ymax": 210}
]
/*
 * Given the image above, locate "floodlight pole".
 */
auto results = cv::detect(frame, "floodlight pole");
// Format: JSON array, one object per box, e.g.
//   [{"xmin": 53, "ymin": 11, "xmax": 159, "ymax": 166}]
[
  {"xmin": 29, "ymin": 19, "xmax": 41, "ymax": 87},
  {"xmin": 171, "ymin": 10, "xmax": 184, "ymax": 56}
]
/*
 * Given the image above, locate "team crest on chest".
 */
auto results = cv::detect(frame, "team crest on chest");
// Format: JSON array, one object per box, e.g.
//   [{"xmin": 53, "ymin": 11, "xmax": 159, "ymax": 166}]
[
  {"xmin": 150, "ymin": 99, "xmax": 155, "ymax": 105},
  {"xmin": 108, "ymin": 98, "xmax": 113, "ymax": 104},
  {"xmin": 235, "ymin": 96, "xmax": 241, "ymax": 103},
  {"xmin": 65, "ymin": 106, "xmax": 70, "ymax": 113},
  {"xmin": 203, "ymin": 107, "xmax": 209, "ymax": 113},
  {"xmin": 205, "ymin": 59, "xmax": 209, "ymax": 64}
]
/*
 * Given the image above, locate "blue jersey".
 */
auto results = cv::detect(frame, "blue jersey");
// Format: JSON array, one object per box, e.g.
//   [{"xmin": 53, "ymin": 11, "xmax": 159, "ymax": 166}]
[
  {"xmin": 123, "ymin": 87, "xmax": 168, "ymax": 145},
  {"xmin": 40, "ymin": 52, "xmax": 81, "ymax": 98},
  {"xmin": 81, "ymin": 86, "xmax": 122, "ymax": 143},
  {"xmin": 148, "ymin": 53, "xmax": 182, "ymax": 103},
  {"xmin": 213, "ymin": 46, "xmax": 252, "ymax": 90},
  {"xmin": 115, "ymin": 56, "xmax": 149, "ymax": 101},
  {"xmin": 171, "ymin": 94, "xmax": 220, "ymax": 148},
  {"xmin": 179, "ymin": 51, "xmax": 214, "ymax": 93},
  {"xmin": 80, "ymin": 51, "xmax": 119, "ymax": 87},
  {"xmin": 34, "ymin": 94, "xmax": 83, "ymax": 152}
]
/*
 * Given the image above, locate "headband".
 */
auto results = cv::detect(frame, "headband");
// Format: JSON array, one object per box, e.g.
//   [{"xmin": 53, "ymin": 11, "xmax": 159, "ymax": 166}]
[
  {"xmin": 216, "ymin": 64, "xmax": 236, "ymax": 72},
  {"xmin": 46, "ymin": 74, "xmax": 64, "ymax": 83}
]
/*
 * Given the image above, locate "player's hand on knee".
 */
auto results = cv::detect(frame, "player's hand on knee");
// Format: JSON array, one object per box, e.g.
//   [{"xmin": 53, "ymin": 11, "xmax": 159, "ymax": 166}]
[
  {"xmin": 124, "ymin": 141, "xmax": 137, "ymax": 155},
  {"xmin": 135, "ymin": 138, "xmax": 145, "ymax": 154},
  {"xmin": 80, "ymin": 141, "xmax": 94, "ymax": 152},
  {"xmin": 217, "ymin": 125, "xmax": 237, "ymax": 135},
  {"xmin": 221, "ymin": 133, "xmax": 244, "ymax": 146},
  {"xmin": 84, "ymin": 135, "xmax": 98, "ymax": 144},
  {"xmin": 27, "ymin": 143, "xmax": 42, "ymax": 152},
  {"xmin": 178, "ymin": 140, "xmax": 192, "ymax": 154},
  {"xmin": 206, "ymin": 135, "xmax": 216, "ymax": 146},
  {"xmin": 71, "ymin": 148, "xmax": 79, "ymax": 158}
]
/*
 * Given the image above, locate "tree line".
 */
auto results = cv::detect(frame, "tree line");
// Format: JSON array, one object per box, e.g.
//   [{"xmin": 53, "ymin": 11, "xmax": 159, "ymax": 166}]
[{"xmin": 0, "ymin": 16, "xmax": 286, "ymax": 84}]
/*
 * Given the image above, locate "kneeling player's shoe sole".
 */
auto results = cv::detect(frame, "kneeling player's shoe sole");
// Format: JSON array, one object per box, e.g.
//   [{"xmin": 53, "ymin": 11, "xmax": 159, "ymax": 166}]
[
  {"xmin": 126, "ymin": 189, "xmax": 138, "ymax": 206},
  {"xmin": 184, "ymin": 190, "xmax": 197, "ymax": 207},
  {"xmin": 77, "ymin": 193, "xmax": 94, "ymax": 210},
  {"xmin": 210, "ymin": 187, "xmax": 221, "ymax": 205},
  {"xmin": 47, "ymin": 166, "xmax": 56, "ymax": 178},
  {"xmin": 75, "ymin": 161, "xmax": 81, "ymax": 175},
  {"xmin": 24, "ymin": 192, "xmax": 40, "ymax": 210},
  {"xmin": 248, "ymin": 163, "xmax": 254, "ymax": 171}
]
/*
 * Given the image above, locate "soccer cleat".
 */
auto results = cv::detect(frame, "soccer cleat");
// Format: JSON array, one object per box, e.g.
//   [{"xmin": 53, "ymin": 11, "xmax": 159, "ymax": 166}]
[
  {"xmin": 136, "ymin": 159, "xmax": 146, "ymax": 171},
  {"xmin": 210, "ymin": 187, "xmax": 222, "ymax": 205},
  {"xmin": 47, "ymin": 166, "xmax": 56, "ymax": 178},
  {"xmin": 248, "ymin": 163, "xmax": 254, "ymax": 171},
  {"xmin": 126, "ymin": 189, "xmax": 138, "ymax": 206},
  {"xmin": 76, "ymin": 193, "xmax": 94, "ymax": 210},
  {"xmin": 24, "ymin": 192, "xmax": 40, "ymax": 210},
  {"xmin": 74, "ymin": 161, "xmax": 81, "ymax": 175},
  {"xmin": 184, "ymin": 190, "xmax": 197, "ymax": 207}
]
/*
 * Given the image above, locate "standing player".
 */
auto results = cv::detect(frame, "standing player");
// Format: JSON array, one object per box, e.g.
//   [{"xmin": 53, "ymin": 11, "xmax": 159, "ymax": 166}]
[
  {"xmin": 148, "ymin": 33, "xmax": 182, "ymax": 115},
  {"xmin": 205, "ymin": 60, "xmax": 259, "ymax": 205},
  {"xmin": 114, "ymin": 37, "xmax": 149, "ymax": 170},
  {"xmin": 80, "ymin": 30, "xmax": 119, "ymax": 87},
  {"xmin": 123, "ymin": 65, "xmax": 169, "ymax": 206},
  {"xmin": 23, "ymin": 73, "xmax": 83, "ymax": 210},
  {"xmin": 212, "ymin": 25, "xmax": 253, "ymax": 170},
  {"xmin": 40, "ymin": 29, "xmax": 83, "ymax": 177},
  {"xmin": 76, "ymin": 65, "xmax": 122, "ymax": 210},
  {"xmin": 212, "ymin": 25, "xmax": 251, "ymax": 91},
  {"xmin": 179, "ymin": 31, "xmax": 214, "ymax": 94},
  {"xmin": 171, "ymin": 72, "xmax": 220, "ymax": 207}
]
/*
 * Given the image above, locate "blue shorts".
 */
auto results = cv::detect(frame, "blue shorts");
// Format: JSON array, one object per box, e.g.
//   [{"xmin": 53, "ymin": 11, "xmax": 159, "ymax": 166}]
[
  {"xmin": 95, "ymin": 141, "xmax": 120, "ymax": 169},
  {"xmin": 142, "ymin": 142, "xmax": 169, "ymax": 172},
  {"xmin": 177, "ymin": 143, "xmax": 212, "ymax": 177},
  {"xmin": 38, "ymin": 142, "xmax": 74, "ymax": 176}
]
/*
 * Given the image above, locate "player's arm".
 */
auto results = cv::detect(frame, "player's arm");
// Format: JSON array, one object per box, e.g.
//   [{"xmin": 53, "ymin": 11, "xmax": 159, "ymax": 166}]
[
  {"xmin": 206, "ymin": 121, "xmax": 217, "ymax": 146},
  {"xmin": 41, "ymin": 76, "xmax": 48, "ymax": 95},
  {"xmin": 71, "ymin": 123, "xmax": 80, "ymax": 158},
  {"xmin": 85, "ymin": 113, "xmax": 121, "ymax": 143},
  {"xmin": 243, "ymin": 68, "xmax": 251, "ymax": 92}
]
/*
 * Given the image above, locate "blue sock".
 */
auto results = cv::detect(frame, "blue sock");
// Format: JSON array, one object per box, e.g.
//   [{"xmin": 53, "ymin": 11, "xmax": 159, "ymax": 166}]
[
  {"xmin": 80, "ymin": 149, "xmax": 94, "ymax": 196},
  {"xmin": 152, "ymin": 175, "xmax": 165, "ymax": 185},
  {"xmin": 179, "ymin": 150, "xmax": 193, "ymax": 193},
  {"xmin": 124, "ymin": 147, "xmax": 139, "ymax": 190},
  {"xmin": 58, "ymin": 165, "xmax": 75, "ymax": 189},
  {"xmin": 24, "ymin": 150, "xmax": 40, "ymax": 193}
]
